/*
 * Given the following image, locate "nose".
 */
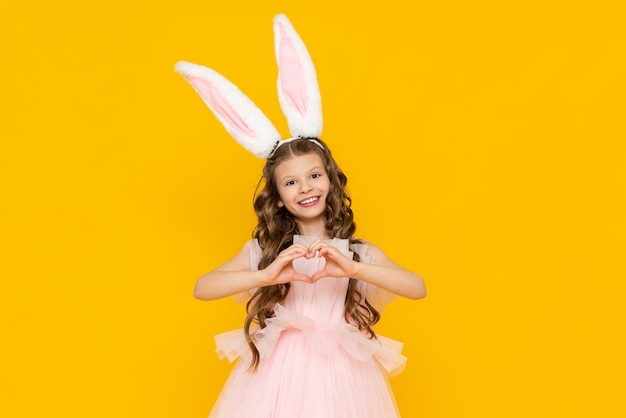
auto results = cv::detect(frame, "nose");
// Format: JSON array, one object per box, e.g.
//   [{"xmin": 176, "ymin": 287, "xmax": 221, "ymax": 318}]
[{"xmin": 300, "ymin": 180, "xmax": 313, "ymax": 193}]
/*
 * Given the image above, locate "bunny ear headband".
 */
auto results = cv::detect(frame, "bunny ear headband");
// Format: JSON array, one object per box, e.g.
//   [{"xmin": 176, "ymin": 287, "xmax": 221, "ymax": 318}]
[{"xmin": 174, "ymin": 14, "xmax": 323, "ymax": 159}]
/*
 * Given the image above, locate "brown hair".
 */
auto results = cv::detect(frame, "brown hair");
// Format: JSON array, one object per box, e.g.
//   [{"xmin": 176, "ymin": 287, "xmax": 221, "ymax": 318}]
[{"xmin": 244, "ymin": 138, "xmax": 380, "ymax": 370}]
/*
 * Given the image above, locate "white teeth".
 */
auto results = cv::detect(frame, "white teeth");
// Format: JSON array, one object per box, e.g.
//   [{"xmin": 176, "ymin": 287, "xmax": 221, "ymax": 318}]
[{"xmin": 299, "ymin": 197, "xmax": 318, "ymax": 205}]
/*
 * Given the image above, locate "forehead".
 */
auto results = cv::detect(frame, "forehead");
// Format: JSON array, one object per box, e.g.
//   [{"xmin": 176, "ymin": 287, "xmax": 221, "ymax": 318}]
[{"xmin": 274, "ymin": 153, "xmax": 325, "ymax": 177}]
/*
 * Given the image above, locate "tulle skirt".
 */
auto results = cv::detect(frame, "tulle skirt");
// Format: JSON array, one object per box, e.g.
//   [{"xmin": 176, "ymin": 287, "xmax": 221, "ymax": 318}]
[{"xmin": 208, "ymin": 303, "xmax": 406, "ymax": 418}]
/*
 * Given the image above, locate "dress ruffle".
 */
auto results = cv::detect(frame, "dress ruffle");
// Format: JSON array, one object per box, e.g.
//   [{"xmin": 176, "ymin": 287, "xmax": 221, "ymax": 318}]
[{"xmin": 215, "ymin": 303, "xmax": 407, "ymax": 377}]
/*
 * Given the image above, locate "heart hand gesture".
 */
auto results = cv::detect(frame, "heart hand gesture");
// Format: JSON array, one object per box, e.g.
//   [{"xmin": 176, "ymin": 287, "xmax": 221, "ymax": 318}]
[{"xmin": 306, "ymin": 239, "xmax": 358, "ymax": 282}]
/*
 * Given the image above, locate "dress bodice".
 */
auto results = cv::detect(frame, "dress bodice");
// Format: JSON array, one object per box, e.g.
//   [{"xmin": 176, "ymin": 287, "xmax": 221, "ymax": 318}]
[{"xmin": 285, "ymin": 235, "xmax": 354, "ymax": 324}]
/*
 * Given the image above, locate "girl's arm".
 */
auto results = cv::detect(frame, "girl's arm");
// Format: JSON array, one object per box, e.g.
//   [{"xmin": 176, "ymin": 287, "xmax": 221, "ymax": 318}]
[
  {"xmin": 309, "ymin": 240, "xmax": 426, "ymax": 301},
  {"xmin": 354, "ymin": 242, "xmax": 426, "ymax": 303},
  {"xmin": 193, "ymin": 242, "xmax": 312, "ymax": 301},
  {"xmin": 193, "ymin": 245, "xmax": 263, "ymax": 301}
]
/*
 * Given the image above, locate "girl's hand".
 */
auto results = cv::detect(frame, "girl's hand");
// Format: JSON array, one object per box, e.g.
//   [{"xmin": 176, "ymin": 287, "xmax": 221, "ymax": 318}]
[
  {"xmin": 261, "ymin": 243, "xmax": 313, "ymax": 285},
  {"xmin": 307, "ymin": 239, "xmax": 358, "ymax": 282}
]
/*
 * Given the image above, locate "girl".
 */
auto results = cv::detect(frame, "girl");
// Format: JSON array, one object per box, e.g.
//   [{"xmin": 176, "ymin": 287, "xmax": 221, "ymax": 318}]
[{"xmin": 176, "ymin": 14, "xmax": 426, "ymax": 418}]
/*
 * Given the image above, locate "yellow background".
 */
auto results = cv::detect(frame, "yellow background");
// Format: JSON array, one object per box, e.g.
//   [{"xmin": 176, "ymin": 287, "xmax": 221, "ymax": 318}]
[{"xmin": 1, "ymin": 1, "xmax": 624, "ymax": 417}]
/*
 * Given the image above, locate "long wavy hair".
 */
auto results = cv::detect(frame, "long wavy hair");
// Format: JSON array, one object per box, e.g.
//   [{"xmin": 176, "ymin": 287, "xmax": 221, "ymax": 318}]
[{"xmin": 244, "ymin": 138, "xmax": 380, "ymax": 370}]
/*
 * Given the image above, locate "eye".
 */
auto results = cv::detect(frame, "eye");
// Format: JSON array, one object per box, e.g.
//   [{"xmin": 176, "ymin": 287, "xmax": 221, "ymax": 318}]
[
  {"xmin": 285, "ymin": 180, "xmax": 296, "ymax": 186},
  {"xmin": 311, "ymin": 173, "xmax": 322, "ymax": 179}
]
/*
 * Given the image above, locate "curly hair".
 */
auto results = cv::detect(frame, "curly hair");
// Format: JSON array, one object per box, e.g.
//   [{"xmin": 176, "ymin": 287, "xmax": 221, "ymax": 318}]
[{"xmin": 244, "ymin": 138, "xmax": 380, "ymax": 370}]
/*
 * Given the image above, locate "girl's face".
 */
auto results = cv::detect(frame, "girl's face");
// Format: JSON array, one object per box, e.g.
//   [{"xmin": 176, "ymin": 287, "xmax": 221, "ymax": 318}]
[{"xmin": 274, "ymin": 153, "xmax": 330, "ymax": 225}]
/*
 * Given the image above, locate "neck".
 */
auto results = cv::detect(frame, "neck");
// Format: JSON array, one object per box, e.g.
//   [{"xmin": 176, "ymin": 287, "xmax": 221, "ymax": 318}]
[{"xmin": 296, "ymin": 218, "xmax": 330, "ymax": 239}]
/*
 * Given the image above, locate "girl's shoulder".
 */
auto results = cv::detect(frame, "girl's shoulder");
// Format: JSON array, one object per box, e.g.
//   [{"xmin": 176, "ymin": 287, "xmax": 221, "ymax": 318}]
[
  {"xmin": 213, "ymin": 239, "xmax": 261, "ymax": 273},
  {"xmin": 351, "ymin": 238, "xmax": 392, "ymax": 266},
  {"xmin": 242, "ymin": 238, "xmax": 262, "ymax": 271},
  {"xmin": 243, "ymin": 237, "xmax": 261, "ymax": 252}
]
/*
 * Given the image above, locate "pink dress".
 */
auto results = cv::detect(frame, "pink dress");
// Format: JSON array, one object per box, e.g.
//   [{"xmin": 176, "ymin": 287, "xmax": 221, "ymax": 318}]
[{"xmin": 208, "ymin": 235, "xmax": 407, "ymax": 418}]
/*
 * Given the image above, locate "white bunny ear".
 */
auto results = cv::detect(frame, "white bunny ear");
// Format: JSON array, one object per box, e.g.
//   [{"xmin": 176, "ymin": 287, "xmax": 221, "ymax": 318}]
[
  {"xmin": 273, "ymin": 14, "xmax": 323, "ymax": 138},
  {"xmin": 175, "ymin": 61, "xmax": 281, "ymax": 158}
]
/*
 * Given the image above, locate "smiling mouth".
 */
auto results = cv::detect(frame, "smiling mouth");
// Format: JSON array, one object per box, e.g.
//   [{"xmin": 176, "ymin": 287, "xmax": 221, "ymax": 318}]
[{"xmin": 298, "ymin": 196, "xmax": 320, "ymax": 206}]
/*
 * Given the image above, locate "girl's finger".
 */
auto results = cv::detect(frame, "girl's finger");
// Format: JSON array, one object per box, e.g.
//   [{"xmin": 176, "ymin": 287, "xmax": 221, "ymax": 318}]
[
  {"xmin": 279, "ymin": 244, "xmax": 306, "ymax": 256},
  {"xmin": 310, "ymin": 270, "xmax": 327, "ymax": 282},
  {"xmin": 307, "ymin": 240, "xmax": 329, "ymax": 255},
  {"xmin": 285, "ymin": 244, "xmax": 308, "ymax": 254},
  {"xmin": 292, "ymin": 272, "xmax": 313, "ymax": 283}
]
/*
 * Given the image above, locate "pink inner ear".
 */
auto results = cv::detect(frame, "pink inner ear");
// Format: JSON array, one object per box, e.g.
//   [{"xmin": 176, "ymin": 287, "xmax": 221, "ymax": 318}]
[
  {"xmin": 278, "ymin": 24, "xmax": 308, "ymax": 116},
  {"xmin": 187, "ymin": 76, "xmax": 256, "ymax": 138}
]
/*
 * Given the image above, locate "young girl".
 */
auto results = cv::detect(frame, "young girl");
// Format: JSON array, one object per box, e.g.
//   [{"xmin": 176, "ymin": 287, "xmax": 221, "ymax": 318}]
[{"xmin": 176, "ymin": 14, "xmax": 426, "ymax": 418}]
